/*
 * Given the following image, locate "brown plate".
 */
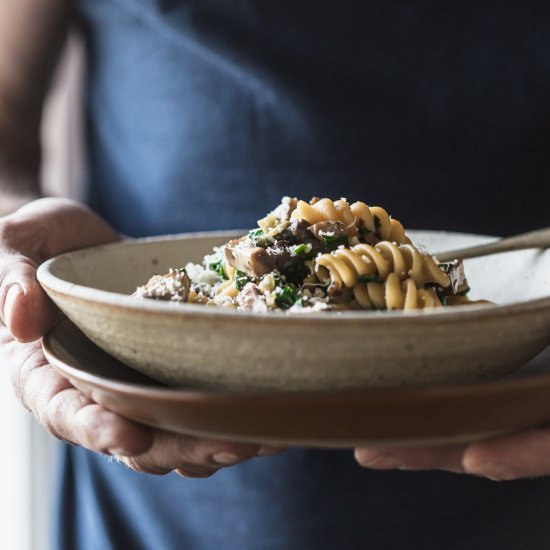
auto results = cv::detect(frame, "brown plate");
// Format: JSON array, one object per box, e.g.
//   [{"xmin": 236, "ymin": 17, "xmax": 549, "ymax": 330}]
[{"xmin": 43, "ymin": 319, "xmax": 550, "ymax": 448}]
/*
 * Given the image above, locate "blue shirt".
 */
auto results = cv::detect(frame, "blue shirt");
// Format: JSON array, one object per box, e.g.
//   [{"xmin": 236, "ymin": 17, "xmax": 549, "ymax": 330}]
[{"xmin": 57, "ymin": 2, "xmax": 550, "ymax": 548}]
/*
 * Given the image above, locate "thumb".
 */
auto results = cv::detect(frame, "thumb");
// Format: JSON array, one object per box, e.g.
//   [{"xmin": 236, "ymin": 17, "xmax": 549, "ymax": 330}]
[
  {"xmin": 1, "ymin": 255, "xmax": 58, "ymax": 342},
  {"xmin": 0, "ymin": 198, "xmax": 119, "ymax": 342}
]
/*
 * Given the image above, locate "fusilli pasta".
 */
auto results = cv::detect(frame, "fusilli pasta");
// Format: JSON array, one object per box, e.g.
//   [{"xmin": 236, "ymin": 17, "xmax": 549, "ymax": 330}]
[{"xmin": 136, "ymin": 196, "xmax": 484, "ymax": 313}]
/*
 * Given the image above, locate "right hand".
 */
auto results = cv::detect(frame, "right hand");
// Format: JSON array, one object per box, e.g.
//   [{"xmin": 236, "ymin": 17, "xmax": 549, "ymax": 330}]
[{"xmin": 0, "ymin": 198, "xmax": 274, "ymax": 477}]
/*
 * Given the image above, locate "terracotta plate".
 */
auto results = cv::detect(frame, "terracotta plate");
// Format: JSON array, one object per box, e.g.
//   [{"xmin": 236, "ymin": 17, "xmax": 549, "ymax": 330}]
[{"xmin": 43, "ymin": 319, "xmax": 550, "ymax": 448}]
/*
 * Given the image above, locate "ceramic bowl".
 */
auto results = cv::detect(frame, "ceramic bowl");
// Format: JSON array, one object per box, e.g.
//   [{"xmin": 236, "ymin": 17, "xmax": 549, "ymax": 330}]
[{"xmin": 37, "ymin": 231, "xmax": 550, "ymax": 391}]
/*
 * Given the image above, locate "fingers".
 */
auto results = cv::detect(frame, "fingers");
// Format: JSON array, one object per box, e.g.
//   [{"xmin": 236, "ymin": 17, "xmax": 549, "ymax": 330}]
[
  {"xmin": 0, "ymin": 198, "xmax": 119, "ymax": 341},
  {"xmin": 463, "ymin": 429, "xmax": 550, "ymax": 481},
  {"xmin": 354, "ymin": 444, "xmax": 466, "ymax": 473},
  {"xmin": 120, "ymin": 432, "xmax": 267, "ymax": 478},
  {"xmin": 47, "ymin": 389, "xmax": 154, "ymax": 455},
  {"xmin": 1, "ymin": 197, "xmax": 119, "ymax": 260},
  {"xmin": 0, "ymin": 256, "xmax": 58, "ymax": 341},
  {"xmin": 355, "ymin": 429, "xmax": 550, "ymax": 480},
  {"xmin": 13, "ymin": 340, "xmax": 153, "ymax": 455},
  {"xmin": 11, "ymin": 336, "xmax": 281, "ymax": 478},
  {"xmin": 0, "ymin": 198, "xmax": 282, "ymax": 478}
]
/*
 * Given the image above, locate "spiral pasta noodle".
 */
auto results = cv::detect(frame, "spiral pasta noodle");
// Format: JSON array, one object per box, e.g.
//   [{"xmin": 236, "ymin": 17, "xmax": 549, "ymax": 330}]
[
  {"xmin": 290, "ymin": 198, "xmax": 410, "ymax": 245},
  {"xmin": 350, "ymin": 203, "xmax": 410, "ymax": 245},
  {"xmin": 353, "ymin": 274, "xmax": 442, "ymax": 311},
  {"xmin": 291, "ymin": 198, "xmax": 356, "ymax": 227},
  {"xmin": 315, "ymin": 241, "xmax": 450, "ymax": 310}
]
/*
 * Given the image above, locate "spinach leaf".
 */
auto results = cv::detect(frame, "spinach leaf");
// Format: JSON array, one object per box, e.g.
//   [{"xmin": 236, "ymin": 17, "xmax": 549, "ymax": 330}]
[
  {"xmin": 374, "ymin": 216, "xmax": 382, "ymax": 238},
  {"xmin": 356, "ymin": 274, "xmax": 383, "ymax": 284},
  {"xmin": 275, "ymin": 285, "xmax": 298, "ymax": 309},
  {"xmin": 248, "ymin": 228, "xmax": 264, "ymax": 239},
  {"xmin": 207, "ymin": 258, "xmax": 227, "ymax": 280},
  {"xmin": 235, "ymin": 270, "xmax": 251, "ymax": 290},
  {"xmin": 321, "ymin": 233, "xmax": 349, "ymax": 250},
  {"xmin": 293, "ymin": 243, "xmax": 311, "ymax": 255},
  {"xmin": 359, "ymin": 226, "xmax": 372, "ymax": 236},
  {"xmin": 248, "ymin": 228, "xmax": 270, "ymax": 248},
  {"xmin": 283, "ymin": 261, "xmax": 310, "ymax": 285}
]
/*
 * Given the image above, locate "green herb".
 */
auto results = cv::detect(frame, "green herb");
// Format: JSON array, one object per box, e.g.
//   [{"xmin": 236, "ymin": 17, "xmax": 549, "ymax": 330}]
[
  {"xmin": 275, "ymin": 285, "xmax": 298, "ymax": 309},
  {"xmin": 248, "ymin": 228, "xmax": 271, "ymax": 248},
  {"xmin": 271, "ymin": 270, "xmax": 283, "ymax": 286},
  {"xmin": 358, "ymin": 226, "xmax": 372, "ymax": 236},
  {"xmin": 374, "ymin": 216, "xmax": 382, "ymax": 238},
  {"xmin": 294, "ymin": 243, "xmax": 311, "ymax": 255},
  {"xmin": 235, "ymin": 270, "xmax": 251, "ymax": 290},
  {"xmin": 356, "ymin": 274, "xmax": 383, "ymax": 284},
  {"xmin": 283, "ymin": 261, "xmax": 310, "ymax": 285},
  {"xmin": 321, "ymin": 233, "xmax": 349, "ymax": 250},
  {"xmin": 437, "ymin": 292, "xmax": 448, "ymax": 306},
  {"xmin": 207, "ymin": 258, "xmax": 227, "ymax": 279},
  {"xmin": 248, "ymin": 228, "xmax": 264, "ymax": 239}
]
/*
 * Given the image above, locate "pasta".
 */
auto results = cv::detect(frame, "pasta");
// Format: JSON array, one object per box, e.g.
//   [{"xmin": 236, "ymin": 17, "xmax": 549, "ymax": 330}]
[
  {"xmin": 135, "ymin": 196, "xmax": 485, "ymax": 313},
  {"xmin": 289, "ymin": 198, "xmax": 410, "ymax": 245}
]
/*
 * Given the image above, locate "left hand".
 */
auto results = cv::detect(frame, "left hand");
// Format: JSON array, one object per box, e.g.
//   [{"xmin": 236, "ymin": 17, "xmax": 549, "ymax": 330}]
[{"xmin": 355, "ymin": 427, "xmax": 550, "ymax": 480}]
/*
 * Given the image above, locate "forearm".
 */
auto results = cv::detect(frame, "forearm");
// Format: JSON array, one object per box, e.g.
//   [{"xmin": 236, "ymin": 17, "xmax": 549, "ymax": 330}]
[
  {"xmin": 0, "ymin": 0, "xmax": 71, "ymax": 215},
  {"xmin": 0, "ymin": 114, "xmax": 41, "ymax": 214}
]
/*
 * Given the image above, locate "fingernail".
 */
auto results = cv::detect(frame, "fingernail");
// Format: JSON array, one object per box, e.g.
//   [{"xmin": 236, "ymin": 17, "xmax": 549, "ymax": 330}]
[
  {"xmin": 1, "ymin": 284, "xmax": 23, "ymax": 326},
  {"xmin": 355, "ymin": 449, "xmax": 395, "ymax": 468},
  {"xmin": 472, "ymin": 464, "xmax": 516, "ymax": 481},
  {"xmin": 359, "ymin": 454, "xmax": 388, "ymax": 467},
  {"xmin": 257, "ymin": 446, "xmax": 281, "ymax": 457},
  {"xmin": 212, "ymin": 452, "xmax": 241, "ymax": 465}
]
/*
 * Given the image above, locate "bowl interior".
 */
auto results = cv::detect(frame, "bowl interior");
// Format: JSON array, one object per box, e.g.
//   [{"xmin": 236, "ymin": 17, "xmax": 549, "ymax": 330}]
[{"xmin": 41, "ymin": 230, "xmax": 550, "ymax": 307}]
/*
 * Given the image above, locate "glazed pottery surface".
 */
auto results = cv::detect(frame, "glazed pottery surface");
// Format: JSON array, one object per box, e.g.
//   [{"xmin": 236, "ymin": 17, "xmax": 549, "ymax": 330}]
[
  {"xmin": 43, "ymin": 320, "xmax": 550, "ymax": 447},
  {"xmin": 37, "ymin": 231, "xmax": 550, "ymax": 391}
]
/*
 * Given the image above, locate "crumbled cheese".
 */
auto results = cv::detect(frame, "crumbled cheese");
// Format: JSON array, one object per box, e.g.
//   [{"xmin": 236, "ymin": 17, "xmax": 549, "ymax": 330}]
[
  {"xmin": 136, "ymin": 269, "xmax": 190, "ymax": 302},
  {"xmin": 258, "ymin": 274, "xmax": 276, "ymax": 292},
  {"xmin": 270, "ymin": 195, "xmax": 296, "ymax": 221},
  {"xmin": 185, "ymin": 262, "xmax": 221, "ymax": 286}
]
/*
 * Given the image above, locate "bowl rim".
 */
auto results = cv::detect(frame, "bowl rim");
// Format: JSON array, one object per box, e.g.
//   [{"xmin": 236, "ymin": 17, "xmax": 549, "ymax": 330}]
[{"xmin": 36, "ymin": 230, "xmax": 550, "ymax": 325}]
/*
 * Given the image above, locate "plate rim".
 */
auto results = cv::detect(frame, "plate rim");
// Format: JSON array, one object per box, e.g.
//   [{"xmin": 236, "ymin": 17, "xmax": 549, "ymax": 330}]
[
  {"xmin": 43, "ymin": 319, "xmax": 550, "ymax": 402},
  {"xmin": 42, "ymin": 319, "xmax": 550, "ymax": 446}
]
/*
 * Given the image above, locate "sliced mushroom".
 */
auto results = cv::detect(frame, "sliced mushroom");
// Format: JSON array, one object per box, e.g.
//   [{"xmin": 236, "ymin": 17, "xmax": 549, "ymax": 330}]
[
  {"xmin": 225, "ymin": 239, "xmax": 291, "ymax": 277},
  {"xmin": 308, "ymin": 220, "xmax": 348, "ymax": 241},
  {"xmin": 440, "ymin": 259, "xmax": 468, "ymax": 293}
]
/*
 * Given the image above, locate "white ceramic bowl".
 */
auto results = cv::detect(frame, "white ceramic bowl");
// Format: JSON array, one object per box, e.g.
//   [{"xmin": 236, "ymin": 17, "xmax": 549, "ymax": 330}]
[{"xmin": 37, "ymin": 230, "xmax": 550, "ymax": 391}]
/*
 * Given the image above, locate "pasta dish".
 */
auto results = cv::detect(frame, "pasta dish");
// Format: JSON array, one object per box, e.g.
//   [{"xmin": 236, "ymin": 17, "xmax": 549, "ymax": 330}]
[{"xmin": 135, "ymin": 197, "xmax": 482, "ymax": 312}]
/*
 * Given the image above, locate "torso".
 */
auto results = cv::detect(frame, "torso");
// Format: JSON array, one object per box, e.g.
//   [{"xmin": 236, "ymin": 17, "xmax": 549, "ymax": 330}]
[{"xmin": 58, "ymin": 2, "xmax": 550, "ymax": 548}]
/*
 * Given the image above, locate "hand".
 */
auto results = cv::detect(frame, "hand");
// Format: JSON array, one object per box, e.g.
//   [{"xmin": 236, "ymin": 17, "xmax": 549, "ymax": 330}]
[
  {"xmin": 355, "ymin": 427, "xmax": 550, "ymax": 480},
  {"xmin": 0, "ymin": 198, "xmax": 276, "ymax": 477}
]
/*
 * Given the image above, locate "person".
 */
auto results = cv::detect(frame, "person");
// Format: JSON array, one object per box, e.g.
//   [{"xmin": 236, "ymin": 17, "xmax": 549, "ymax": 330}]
[{"xmin": 1, "ymin": 1, "xmax": 549, "ymax": 548}]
